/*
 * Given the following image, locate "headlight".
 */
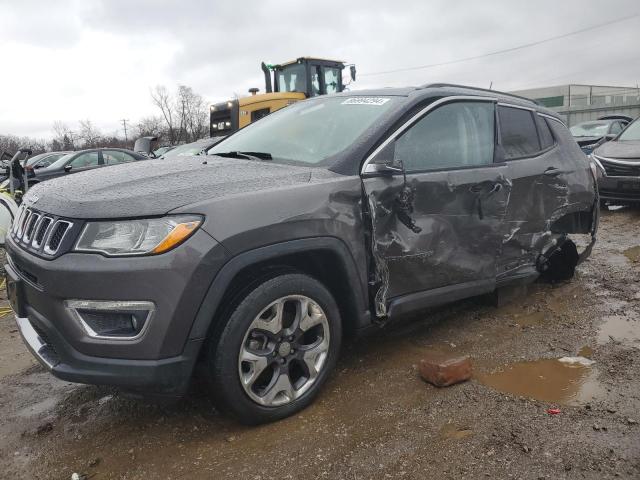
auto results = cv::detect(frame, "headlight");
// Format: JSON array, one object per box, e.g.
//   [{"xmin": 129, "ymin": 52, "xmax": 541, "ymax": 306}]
[{"xmin": 74, "ymin": 215, "xmax": 202, "ymax": 256}]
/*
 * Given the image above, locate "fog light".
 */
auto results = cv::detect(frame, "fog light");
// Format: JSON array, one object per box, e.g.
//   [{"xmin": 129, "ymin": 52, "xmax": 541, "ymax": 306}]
[{"xmin": 66, "ymin": 300, "xmax": 155, "ymax": 340}]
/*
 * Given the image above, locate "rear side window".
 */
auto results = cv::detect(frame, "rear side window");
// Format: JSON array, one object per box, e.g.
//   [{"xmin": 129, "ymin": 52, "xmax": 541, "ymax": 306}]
[
  {"xmin": 536, "ymin": 115, "xmax": 555, "ymax": 150},
  {"xmin": 395, "ymin": 101, "xmax": 495, "ymax": 172},
  {"xmin": 498, "ymin": 106, "xmax": 540, "ymax": 159}
]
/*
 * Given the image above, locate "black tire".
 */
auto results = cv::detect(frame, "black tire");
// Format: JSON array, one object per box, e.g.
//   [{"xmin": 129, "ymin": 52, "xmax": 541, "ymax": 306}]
[{"xmin": 205, "ymin": 273, "xmax": 342, "ymax": 424}]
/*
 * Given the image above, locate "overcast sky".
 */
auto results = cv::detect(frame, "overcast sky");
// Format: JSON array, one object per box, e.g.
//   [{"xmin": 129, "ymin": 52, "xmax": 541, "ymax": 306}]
[{"xmin": 1, "ymin": 0, "xmax": 639, "ymax": 140}]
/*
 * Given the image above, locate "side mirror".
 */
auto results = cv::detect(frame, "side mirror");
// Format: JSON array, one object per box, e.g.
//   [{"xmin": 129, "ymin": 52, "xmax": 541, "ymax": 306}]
[
  {"xmin": 350, "ymin": 65, "xmax": 356, "ymax": 82},
  {"xmin": 603, "ymin": 133, "xmax": 616, "ymax": 142},
  {"xmin": 64, "ymin": 165, "xmax": 72, "ymax": 172}
]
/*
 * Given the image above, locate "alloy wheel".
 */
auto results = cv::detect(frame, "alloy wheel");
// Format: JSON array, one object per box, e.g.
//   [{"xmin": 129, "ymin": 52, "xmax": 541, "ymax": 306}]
[{"xmin": 238, "ymin": 295, "xmax": 330, "ymax": 406}]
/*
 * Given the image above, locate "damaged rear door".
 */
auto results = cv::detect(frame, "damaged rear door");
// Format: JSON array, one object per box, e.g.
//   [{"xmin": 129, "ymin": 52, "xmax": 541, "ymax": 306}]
[{"xmin": 362, "ymin": 97, "xmax": 511, "ymax": 318}]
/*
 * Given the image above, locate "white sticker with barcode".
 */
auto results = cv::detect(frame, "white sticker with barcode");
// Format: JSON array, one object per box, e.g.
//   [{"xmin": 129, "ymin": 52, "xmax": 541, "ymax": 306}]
[{"xmin": 341, "ymin": 97, "xmax": 390, "ymax": 106}]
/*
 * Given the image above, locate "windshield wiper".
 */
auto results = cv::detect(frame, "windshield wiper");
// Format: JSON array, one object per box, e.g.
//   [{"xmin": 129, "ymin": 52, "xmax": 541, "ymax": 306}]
[{"xmin": 214, "ymin": 151, "xmax": 272, "ymax": 161}]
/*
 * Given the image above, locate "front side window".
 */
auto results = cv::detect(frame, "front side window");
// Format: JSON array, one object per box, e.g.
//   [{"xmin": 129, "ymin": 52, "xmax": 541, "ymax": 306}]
[
  {"xmin": 324, "ymin": 67, "xmax": 340, "ymax": 94},
  {"xmin": 69, "ymin": 151, "xmax": 99, "ymax": 168},
  {"xmin": 208, "ymin": 96, "xmax": 398, "ymax": 165},
  {"xmin": 498, "ymin": 106, "xmax": 541, "ymax": 159},
  {"xmin": 394, "ymin": 101, "xmax": 495, "ymax": 172},
  {"xmin": 618, "ymin": 119, "xmax": 640, "ymax": 141},
  {"xmin": 609, "ymin": 122, "xmax": 623, "ymax": 135}
]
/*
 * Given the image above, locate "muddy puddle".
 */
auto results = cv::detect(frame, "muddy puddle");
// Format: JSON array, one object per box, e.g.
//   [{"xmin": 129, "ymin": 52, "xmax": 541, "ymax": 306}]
[
  {"xmin": 475, "ymin": 357, "xmax": 605, "ymax": 405},
  {"xmin": 494, "ymin": 303, "xmax": 546, "ymax": 327},
  {"xmin": 597, "ymin": 313, "xmax": 640, "ymax": 348},
  {"xmin": 439, "ymin": 421, "xmax": 473, "ymax": 440},
  {"xmin": 623, "ymin": 246, "xmax": 640, "ymax": 263}
]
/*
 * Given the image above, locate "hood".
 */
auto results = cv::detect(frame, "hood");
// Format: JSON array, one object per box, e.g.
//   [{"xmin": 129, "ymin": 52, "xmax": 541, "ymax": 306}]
[
  {"xmin": 23, "ymin": 156, "xmax": 315, "ymax": 219},
  {"xmin": 594, "ymin": 140, "xmax": 640, "ymax": 160}
]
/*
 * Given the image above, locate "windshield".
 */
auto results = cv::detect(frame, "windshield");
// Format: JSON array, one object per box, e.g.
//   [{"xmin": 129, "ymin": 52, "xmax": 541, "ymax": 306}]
[
  {"xmin": 46, "ymin": 152, "xmax": 75, "ymax": 169},
  {"xmin": 277, "ymin": 63, "xmax": 306, "ymax": 93},
  {"xmin": 570, "ymin": 122, "xmax": 609, "ymax": 138},
  {"xmin": 208, "ymin": 96, "xmax": 398, "ymax": 165},
  {"xmin": 618, "ymin": 119, "xmax": 640, "ymax": 141},
  {"xmin": 162, "ymin": 141, "xmax": 209, "ymax": 158},
  {"xmin": 27, "ymin": 152, "xmax": 66, "ymax": 168}
]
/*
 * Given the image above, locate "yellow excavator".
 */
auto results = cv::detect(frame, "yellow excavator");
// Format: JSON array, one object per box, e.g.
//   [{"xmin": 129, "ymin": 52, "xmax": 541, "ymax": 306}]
[{"xmin": 210, "ymin": 57, "xmax": 356, "ymax": 137}]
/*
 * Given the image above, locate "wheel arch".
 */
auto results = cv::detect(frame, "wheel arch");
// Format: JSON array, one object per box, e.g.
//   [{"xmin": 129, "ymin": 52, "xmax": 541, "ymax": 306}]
[{"xmin": 187, "ymin": 237, "xmax": 372, "ymax": 346}]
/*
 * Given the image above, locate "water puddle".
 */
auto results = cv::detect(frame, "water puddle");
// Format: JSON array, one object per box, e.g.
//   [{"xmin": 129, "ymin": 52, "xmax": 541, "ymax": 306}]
[
  {"xmin": 439, "ymin": 422, "xmax": 473, "ymax": 440},
  {"xmin": 597, "ymin": 313, "xmax": 640, "ymax": 348},
  {"xmin": 578, "ymin": 345, "xmax": 593, "ymax": 358},
  {"xmin": 623, "ymin": 246, "xmax": 640, "ymax": 263},
  {"xmin": 475, "ymin": 357, "xmax": 605, "ymax": 405},
  {"xmin": 494, "ymin": 304, "xmax": 546, "ymax": 327}
]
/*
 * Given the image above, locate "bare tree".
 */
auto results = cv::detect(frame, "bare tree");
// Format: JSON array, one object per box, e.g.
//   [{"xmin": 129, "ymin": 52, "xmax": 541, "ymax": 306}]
[
  {"xmin": 78, "ymin": 119, "xmax": 101, "ymax": 148},
  {"xmin": 135, "ymin": 116, "xmax": 166, "ymax": 143},
  {"xmin": 151, "ymin": 85, "xmax": 177, "ymax": 145},
  {"xmin": 176, "ymin": 85, "xmax": 208, "ymax": 142},
  {"xmin": 52, "ymin": 121, "xmax": 75, "ymax": 150}
]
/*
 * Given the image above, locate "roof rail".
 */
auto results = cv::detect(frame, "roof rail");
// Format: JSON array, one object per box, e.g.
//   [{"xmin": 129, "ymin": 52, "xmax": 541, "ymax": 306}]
[{"xmin": 421, "ymin": 83, "xmax": 541, "ymax": 106}]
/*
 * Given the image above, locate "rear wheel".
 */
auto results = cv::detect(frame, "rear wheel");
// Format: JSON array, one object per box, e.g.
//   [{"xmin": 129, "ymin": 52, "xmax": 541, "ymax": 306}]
[{"xmin": 205, "ymin": 273, "xmax": 342, "ymax": 424}]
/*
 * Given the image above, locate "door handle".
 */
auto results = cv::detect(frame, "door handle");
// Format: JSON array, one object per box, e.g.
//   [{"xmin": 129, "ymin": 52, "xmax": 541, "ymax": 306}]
[{"xmin": 544, "ymin": 167, "xmax": 561, "ymax": 176}]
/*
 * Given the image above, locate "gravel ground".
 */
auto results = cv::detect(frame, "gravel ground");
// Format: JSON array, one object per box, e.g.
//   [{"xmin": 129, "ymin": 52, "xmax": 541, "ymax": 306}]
[{"xmin": 0, "ymin": 207, "xmax": 638, "ymax": 480}]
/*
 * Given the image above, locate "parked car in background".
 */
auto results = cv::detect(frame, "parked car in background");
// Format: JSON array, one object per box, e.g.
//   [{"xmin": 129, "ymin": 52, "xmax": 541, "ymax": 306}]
[
  {"xmin": 26, "ymin": 148, "xmax": 147, "ymax": 185},
  {"xmin": 25, "ymin": 151, "xmax": 71, "ymax": 170},
  {"xmin": 160, "ymin": 137, "xmax": 225, "ymax": 159},
  {"xmin": 1, "ymin": 151, "xmax": 71, "ymax": 186},
  {"xmin": 6, "ymin": 85, "xmax": 599, "ymax": 424},
  {"xmin": 570, "ymin": 117, "xmax": 631, "ymax": 154},
  {"xmin": 153, "ymin": 145, "xmax": 176, "ymax": 157},
  {"xmin": 592, "ymin": 116, "xmax": 640, "ymax": 206}
]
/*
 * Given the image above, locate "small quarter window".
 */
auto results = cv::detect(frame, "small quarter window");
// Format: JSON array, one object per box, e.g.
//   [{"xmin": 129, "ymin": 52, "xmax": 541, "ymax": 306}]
[
  {"xmin": 536, "ymin": 115, "xmax": 555, "ymax": 150},
  {"xmin": 498, "ymin": 106, "xmax": 541, "ymax": 159}
]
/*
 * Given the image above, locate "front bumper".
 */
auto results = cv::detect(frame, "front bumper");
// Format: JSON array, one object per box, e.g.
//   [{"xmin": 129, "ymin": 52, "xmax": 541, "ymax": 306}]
[
  {"xmin": 14, "ymin": 309, "xmax": 202, "ymax": 394},
  {"xmin": 598, "ymin": 176, "xmax": 640, "ymax": 203},
  {"xmin": 5, "ymin": 227, "xmax": 228, "ymax": 394}
]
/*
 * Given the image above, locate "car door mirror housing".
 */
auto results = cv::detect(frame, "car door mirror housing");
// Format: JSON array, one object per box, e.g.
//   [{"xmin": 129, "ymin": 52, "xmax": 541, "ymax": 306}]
[
  {"xmin": 603, "ymin": 133, "xmax": 616, "ymax": 142},
  {"xmin": 64, "ymin": 165, "xmax": 72, "ymax": 172}
]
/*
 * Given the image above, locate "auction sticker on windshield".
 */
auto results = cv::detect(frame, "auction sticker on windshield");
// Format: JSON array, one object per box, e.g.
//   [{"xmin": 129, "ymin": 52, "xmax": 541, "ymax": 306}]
[{"xmin": 341, "ymin": 97, "xmax": 390, "ymax": 105}]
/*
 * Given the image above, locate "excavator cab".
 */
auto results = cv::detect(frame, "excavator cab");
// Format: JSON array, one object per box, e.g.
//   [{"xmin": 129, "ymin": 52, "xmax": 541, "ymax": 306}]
[
  {"xmin": 265, "ymin": 57, "xmax": 354, "ymax": 97},
  {"xmin": 210, "ymin": 57, "xmax": 355, "ymax": 137}
]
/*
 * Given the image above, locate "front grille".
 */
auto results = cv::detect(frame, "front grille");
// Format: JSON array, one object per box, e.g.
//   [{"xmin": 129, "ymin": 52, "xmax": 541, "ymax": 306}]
[
  {"xmin": 47, "ymin": 222, "xmax": 70, "ymax": 253},
  {"xmin": 10, "ymin": 207, "xmax": 75, "ymax": 258},
  {"xmin": 33, "ymin": 217, "xmax": 52, "ymax": 247},
  {"xmin": 599, "ymin": 158, "xmax": 640, "ymax": 177}
]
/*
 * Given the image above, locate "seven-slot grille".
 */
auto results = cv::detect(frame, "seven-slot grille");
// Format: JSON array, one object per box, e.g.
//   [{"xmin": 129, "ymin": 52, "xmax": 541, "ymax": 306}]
[
  {"xmin": 11, "ymin": 205, "xmax": 74, "ymax": 256},
  {"xmin": 598, "ymin": 158, "xmax": 640, "ymax": 177}
]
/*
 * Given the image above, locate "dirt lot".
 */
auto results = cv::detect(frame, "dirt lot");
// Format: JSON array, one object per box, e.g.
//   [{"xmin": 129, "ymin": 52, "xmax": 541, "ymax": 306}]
[{"xmin": 0, "ymin": 208, "xmax": 639, "ymax": 480}]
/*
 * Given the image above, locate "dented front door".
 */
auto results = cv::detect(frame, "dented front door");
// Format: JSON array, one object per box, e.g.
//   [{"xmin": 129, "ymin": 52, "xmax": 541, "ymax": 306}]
[{"xmin": 361, "ymin": 99, "xmax": 511, "ymax": 316}]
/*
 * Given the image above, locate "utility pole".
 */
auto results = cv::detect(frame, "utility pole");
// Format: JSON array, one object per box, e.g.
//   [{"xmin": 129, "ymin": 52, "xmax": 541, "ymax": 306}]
[{"xmin": 121, "ymin": 119, "xmax": 129, "ymax": 142}]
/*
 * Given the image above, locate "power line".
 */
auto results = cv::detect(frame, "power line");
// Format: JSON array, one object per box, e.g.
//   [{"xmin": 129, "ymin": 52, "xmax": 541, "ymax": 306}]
[{"xmin": 360, "ymin": 14, "xmax": 640, "ymax": 77}]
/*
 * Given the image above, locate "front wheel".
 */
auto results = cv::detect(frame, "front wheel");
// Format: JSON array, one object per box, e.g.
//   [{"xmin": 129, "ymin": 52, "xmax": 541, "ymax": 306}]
[{"xmin": 205, "ymin": 273, "xmax": 342, "ymax": 424}]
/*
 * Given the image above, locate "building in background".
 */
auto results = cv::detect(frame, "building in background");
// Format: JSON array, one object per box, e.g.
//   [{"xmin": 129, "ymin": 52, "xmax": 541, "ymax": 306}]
[{"xmin": 510, "ymin": 84, "xmax": 640, "ymax": 126}]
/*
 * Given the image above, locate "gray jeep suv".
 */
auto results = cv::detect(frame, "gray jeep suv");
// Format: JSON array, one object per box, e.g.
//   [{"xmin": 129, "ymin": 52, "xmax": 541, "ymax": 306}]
[{"xmin": 5, "ymin": 85, "xmax": 599, "ymax": 424}]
